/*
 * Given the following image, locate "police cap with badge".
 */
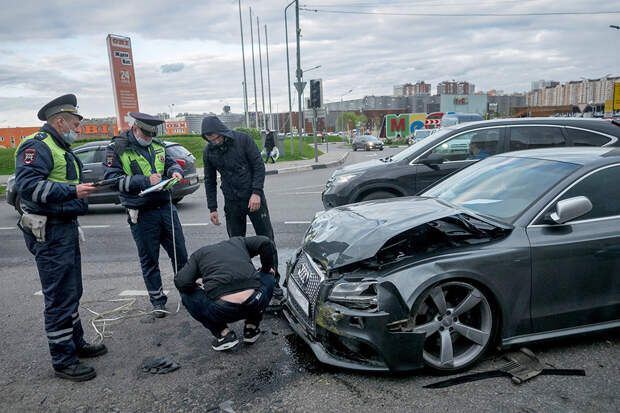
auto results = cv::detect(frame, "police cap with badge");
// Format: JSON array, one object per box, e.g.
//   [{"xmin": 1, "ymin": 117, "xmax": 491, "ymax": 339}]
[
  {"xmin": 129, "ymin": 112, "xmax": 164, "ymax": 137},
  {"xmin": 37, "ymin": 94, "xmax": 83, "ymax": 121}
]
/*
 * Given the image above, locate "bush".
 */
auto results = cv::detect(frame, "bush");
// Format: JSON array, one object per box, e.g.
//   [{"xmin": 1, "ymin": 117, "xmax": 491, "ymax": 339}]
[
  {"xmin": 234, "ymin": 127, "xmax": 261, "ymax": 141},
  {"xmin": 384, "ymin": 136, "xmax": 409, "ymax": 146}
]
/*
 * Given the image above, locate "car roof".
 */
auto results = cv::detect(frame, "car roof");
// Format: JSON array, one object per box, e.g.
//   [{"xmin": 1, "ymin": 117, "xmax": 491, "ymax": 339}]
[
  {"xmin": 448, "ymin": 117, "xmax": 620, "ymax": 134},
  {"xmin": 497, "ymin": 147, "xmax": 620, "ymax": 165}
]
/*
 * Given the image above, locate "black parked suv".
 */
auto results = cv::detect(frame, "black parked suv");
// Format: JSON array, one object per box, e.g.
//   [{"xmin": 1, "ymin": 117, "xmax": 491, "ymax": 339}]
[
  {"xmin": 322, "ymin": 118, "xmax": 620, "ymax": 209},
  {"xmin": 7, "ymin": 140, "xmax": 200, "ymax": 214}
]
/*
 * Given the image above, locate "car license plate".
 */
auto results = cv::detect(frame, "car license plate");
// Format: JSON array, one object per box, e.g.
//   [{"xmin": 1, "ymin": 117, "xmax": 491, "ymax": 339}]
[{"xmin": 288, "ymin": 279, "xmax": 309, "ymax": 316}]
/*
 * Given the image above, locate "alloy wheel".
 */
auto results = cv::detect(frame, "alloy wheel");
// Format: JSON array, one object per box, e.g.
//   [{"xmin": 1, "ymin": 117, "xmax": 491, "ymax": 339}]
[{"xmin": 411, "ymin": 281, "xmax": 494, "ymax": 372}]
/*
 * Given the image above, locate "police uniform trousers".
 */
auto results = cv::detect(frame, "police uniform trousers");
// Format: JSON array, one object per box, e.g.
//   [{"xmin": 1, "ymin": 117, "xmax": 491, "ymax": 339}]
[
  {"xmin": 223, "ymin": 193, "xmax": 279, "ymax": 280},
  {"xmin": 129, "ymin": 202, "xmax": 188, "ymax": 306},
  {"xmin": 24, "ymin": 220, "xmax": 86, "ymax": 369}
]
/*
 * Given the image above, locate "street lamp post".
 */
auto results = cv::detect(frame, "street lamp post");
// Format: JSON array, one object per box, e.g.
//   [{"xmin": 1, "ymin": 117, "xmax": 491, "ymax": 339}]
[
  {"xmin": 339, "ymin": 89, "xmax": 352, "ymax": 132},
  {"xmin": 285, "ymin": 0, "xmax": 295, "ymax": 156}
]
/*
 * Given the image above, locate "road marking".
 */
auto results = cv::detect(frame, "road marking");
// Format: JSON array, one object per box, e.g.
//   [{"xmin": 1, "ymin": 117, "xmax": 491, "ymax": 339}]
[
  {"xmin": 182, "ymin": 223, "xmax": 209, "ymax": 226},
  {"xmin": 0, "ymin": 227, "xmax": 16, "ymax": 230},
  {"xmin": 285, "ymin": 221, "xmax": 311, "ymax": 224},
  {"xmin": 34, "ymin": 290, "xmax": 43, "ymax": 296},
  {"xmin": 119, "ymin": 290, "xmax": 170, "ymax": 297},
  {"xmin": 81, "ymin": 225, "xmax": 110, "ymax": 229},
  {"xmin": 291, "ymin": 191, "xmax": 323, "ymax": 195}
]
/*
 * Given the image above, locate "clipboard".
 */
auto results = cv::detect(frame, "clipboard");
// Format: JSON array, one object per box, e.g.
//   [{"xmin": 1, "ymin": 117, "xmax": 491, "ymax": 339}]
[{"xmin": 138, "ymin": 177, "xmax": 179, "ymax": 197}]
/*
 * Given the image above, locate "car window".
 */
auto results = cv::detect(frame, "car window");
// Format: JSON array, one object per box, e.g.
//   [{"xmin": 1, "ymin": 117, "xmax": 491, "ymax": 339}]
[
  {"xmin": 165, "ymin": 144, "xmax": 192, "ymax": 158},
  {"xmin": 509, "ymin": 126, "xmax": 565, "ymax": 151},
  {"xmin": 563, "ymin": 128, "xmax": 611, "ymax": 147},
  {"xmin": 424, "ymin": 128, "xmax": 501, "ymax": 162},
  {"xmin": 554, "ymin": 164, "xmax": 620, "ymax": 220},
  {"xmin": 75, "ymin": 148, "xmax": 99, "ymax": 164},
  {"xmin": 423, "ymin": 156, "xmax": 580, "ymax": 223}
]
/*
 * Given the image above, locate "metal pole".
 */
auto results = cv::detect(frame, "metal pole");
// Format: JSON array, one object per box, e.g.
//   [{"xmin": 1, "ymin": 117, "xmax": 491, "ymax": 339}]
[
  {"xmin": 257, "ymin": 16, "xmax": 266, "ymax": 131},
  {"xmin": 249, "ymin": 7, "xmax": 259, "ymax": 129},
  {"xmin": 295, "ymin": 0, "xmax": 304, "ymax": 156},
  {"xmin": 285, "ymin": 0, "xmax": 295, "ymax": 156},
  {"xmin": 265, "ymin": 24, "xmax": 273, "ymax": 130},
  {"xmin": 313, "ymin": 107, "xmax": 318, "ymax": 162},
  {"xmin": 238, "ymin": 0, "xmax": 249, "ymax": 127}
]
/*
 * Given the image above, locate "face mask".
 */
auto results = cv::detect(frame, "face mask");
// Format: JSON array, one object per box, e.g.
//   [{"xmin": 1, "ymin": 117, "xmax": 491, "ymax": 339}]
[
  {"xmin": 62, "ymin": 129, "xmax": 78, "ymax": 145},
  {"xmin": 136, "ymin": 136, "xmax": 152, "ymax": 147}
]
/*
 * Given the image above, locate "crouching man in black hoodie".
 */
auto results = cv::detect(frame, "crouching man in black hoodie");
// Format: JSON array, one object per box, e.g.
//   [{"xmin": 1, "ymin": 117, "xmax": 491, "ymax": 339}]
[{"xmin": 174, "ymin": 236, "xmax": 276, "ymax": 351}]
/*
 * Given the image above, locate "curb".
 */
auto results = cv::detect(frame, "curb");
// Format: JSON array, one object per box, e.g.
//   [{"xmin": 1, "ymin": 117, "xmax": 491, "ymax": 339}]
[{"xmin": 265, "ymin": 152, "xmax": 349, "ymax": 176}]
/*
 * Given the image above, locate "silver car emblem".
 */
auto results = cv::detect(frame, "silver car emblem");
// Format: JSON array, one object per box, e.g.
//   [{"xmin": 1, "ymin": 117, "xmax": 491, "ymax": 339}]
[{"xmin": 297, "ymin": 263, "xmax": 311, "ymax": 286}]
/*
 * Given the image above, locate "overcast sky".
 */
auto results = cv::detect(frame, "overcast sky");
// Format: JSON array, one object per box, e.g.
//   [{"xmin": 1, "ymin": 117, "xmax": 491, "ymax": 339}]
[{"xmin": 1, "ymin": 0, "xmax": 619, "ymax": 126}]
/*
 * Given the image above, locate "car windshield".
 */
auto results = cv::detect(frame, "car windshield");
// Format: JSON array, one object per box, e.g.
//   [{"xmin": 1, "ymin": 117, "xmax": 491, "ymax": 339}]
[
  {"xmin": 365, "ymin": 136, "xmax": 379, "ymax": 142},
  {"xmin": 422, "ymin": 156, "xmax": 581, "ymax": 223},
  {"xmin": 391, "ymin": 127, "xmax": 455, "ymax": 162}
]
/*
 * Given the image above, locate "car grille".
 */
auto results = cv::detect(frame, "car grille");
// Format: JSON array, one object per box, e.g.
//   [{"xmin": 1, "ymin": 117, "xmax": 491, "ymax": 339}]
[{"xmin": 289, "ymin": 252, "xmax": 325, "ymax": 330}]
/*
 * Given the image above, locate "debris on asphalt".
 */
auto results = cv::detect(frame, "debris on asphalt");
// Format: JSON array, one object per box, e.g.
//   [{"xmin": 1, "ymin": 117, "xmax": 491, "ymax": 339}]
[{"xmin": 141, "ymin": 357, "xmax": 181, "ymax": 374}]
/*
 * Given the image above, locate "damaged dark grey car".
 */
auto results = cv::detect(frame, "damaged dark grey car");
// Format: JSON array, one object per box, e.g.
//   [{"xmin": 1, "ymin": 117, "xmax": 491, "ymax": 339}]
[{"xmin": 284, "ymin": 147, "xmax": 620, "ymax": 372}]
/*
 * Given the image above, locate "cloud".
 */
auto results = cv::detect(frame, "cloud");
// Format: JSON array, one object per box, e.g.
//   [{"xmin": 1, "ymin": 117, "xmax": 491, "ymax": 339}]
[{"xmin": 161, "ymin": 63, "xmax": 185, "ymax": 73}]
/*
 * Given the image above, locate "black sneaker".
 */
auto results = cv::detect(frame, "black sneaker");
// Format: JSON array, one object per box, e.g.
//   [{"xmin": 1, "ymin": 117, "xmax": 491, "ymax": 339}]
[
  {"xmin": 153, "ymin": 303, "xmax": 167, "ymax": 318},
  {"xmin": 77, "ymin": 343, "xmax": 108, "ymax": 358},
  {"xmin": 54, "ymin": 362, "xmax": 96, "ymax": 382},
  {"xmin": 243, "ymin": 326, "xmax": 261, "ymax": 344},
  {"xmin": 212, "ymin": 330, "xmax": 239, "ymax": 351}
]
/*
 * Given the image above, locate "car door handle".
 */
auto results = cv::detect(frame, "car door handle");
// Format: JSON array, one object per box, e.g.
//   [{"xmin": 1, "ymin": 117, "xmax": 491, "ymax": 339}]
[{"xmin": 83, "ymin": 169, "xmax": 93, "ymax": 173}]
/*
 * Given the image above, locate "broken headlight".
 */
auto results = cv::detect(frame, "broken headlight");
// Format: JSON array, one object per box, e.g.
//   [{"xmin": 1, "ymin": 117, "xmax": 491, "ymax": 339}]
[{"xmin": 328, "ymin": 281, "xmax": 378, "ymax": 311}]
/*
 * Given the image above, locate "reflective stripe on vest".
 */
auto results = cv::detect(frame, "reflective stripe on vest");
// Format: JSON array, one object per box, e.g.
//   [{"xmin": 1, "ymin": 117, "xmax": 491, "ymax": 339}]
[
  {"xmin": 118, "ymin": 142, "xmax": 166, "ymax": 176},
  {"xmin": 18, "ymin": 132, "xmax": 80, "ymax": 184}
]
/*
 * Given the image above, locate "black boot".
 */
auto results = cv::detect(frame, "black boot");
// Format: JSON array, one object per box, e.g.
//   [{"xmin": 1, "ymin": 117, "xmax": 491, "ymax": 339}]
[
  {"xmin": 54, "ymin": 362, "xmax": 96, "ymax": 382},
  {"xmin": 77, "ymin": 343, "xmax": 108, "ymax": 358}
]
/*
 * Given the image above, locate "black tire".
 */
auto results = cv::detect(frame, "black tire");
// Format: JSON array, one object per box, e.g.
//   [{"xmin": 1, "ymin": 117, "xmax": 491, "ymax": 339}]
[
  {"xmin": 410, "ymin": 280, "xmax": 497, "ymax": 373},
  {"xmin": 360, "ymin": 191, "xmax": 397, "ymax": 202},
  {"xmin": 365, "ymin": 145, "xmax": 369, "ymax": 151},
  {"xmin": 353, "ymin": 146, "xmax": 357, "ymax": 151},
  {"xmin": 380, "ymin": 147, "xmax": 384, "ymax": 151}
]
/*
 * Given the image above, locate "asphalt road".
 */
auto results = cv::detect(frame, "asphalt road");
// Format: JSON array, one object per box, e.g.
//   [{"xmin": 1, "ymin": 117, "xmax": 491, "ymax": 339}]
[{"xmin": 1, "ymin": 147, "xmax": 618, "ymax": 412}]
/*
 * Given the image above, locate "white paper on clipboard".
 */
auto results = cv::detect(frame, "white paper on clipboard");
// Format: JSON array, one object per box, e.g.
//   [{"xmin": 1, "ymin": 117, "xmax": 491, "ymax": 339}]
[{"xmin": 138, "ymin": 178, "xmax": 177, "ymax": 197}]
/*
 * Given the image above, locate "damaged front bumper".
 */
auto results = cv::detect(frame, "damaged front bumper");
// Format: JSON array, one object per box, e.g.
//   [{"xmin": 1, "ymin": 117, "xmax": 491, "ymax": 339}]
[{"xmin": 283, "ymin": 298, "xmax": 426, "ymax": 372}]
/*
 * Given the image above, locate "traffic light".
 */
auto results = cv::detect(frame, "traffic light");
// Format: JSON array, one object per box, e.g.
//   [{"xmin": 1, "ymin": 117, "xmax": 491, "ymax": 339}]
[{"xmin": 310, "ymin": 79, "xmax": 322, "ymax": 108}]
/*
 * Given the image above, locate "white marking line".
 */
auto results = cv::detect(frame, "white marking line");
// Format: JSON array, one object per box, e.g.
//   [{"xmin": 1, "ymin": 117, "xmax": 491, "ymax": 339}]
[
  {"xmin": 285, "ymin": 221, "xmax": 311, "ymax": 224},
  {"xmin": 81, "ymin": 225, "xmax": 110, "ymax": 229},
  {"xmin": 0, "ymin": 227, "xmax": 16, "ymax": 230},
  {"xmin": 34, "ymin": 290, "xmax": 43, "ymax": 296},
  {"xmin": 291, "ymin": 191, "xmax": 322, "ymax": 195},
  {"xmin": 119, "ymin": 290, "xmax": 170, "ymax": 297},
  {"xmin": 182, "ymin": 223, "xmax": 209, "ymax": 227}
]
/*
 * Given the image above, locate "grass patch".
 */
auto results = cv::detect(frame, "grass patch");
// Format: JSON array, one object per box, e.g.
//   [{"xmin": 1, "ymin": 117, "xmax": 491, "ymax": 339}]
[{"xmin": 0, "ymin": 185, "xmax": 6, "ymax": 195}]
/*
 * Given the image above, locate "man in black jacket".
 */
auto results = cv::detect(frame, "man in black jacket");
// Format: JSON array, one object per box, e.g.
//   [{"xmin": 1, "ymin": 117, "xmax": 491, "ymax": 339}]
[
  {"xmin": 201, "ymin": 116, "xmax": 283, "ymax": 304},
  {"xmin": 174, "ymin": 236, "xmax": 276, "ymax": 350},
  {"xmin": 263, "ymin": 128, "xmax": 276, "ymax": 163}
]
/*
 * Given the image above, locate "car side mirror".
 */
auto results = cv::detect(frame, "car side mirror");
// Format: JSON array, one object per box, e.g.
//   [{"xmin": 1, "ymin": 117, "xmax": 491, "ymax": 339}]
[
  {"xmin": 549, "ymin": 196, "xmax": 592, "ymax": 224},
  {"xmin": 419, "ymin": 153, "xmax": 445, "ymax": 167}
]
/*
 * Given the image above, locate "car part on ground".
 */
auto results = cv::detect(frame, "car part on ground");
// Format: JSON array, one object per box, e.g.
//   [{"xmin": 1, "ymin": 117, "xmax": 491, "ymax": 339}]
[{"xmin": 287, "ymin": 147, "xmax": 620, "ymax": 372}]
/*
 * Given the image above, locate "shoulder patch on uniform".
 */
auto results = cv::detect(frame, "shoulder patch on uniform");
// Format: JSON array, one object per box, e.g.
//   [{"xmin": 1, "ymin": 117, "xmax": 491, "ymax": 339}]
[
  {"xmin": 23, "ymin": 148, "xmax": 37, "ymax": 164},
  {"xmin": 106, "ymin": 152, "xmax": 114, "ymax": 167},
  {"xmin": 158, "ymin": 154, "xmax": 165, "ymax": 162}
]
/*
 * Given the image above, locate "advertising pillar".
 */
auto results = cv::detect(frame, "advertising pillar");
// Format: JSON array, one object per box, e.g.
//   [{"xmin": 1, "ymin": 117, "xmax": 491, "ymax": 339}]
[{"xmin": 106, "ymin": 34, "xmax": 140, "ymax": 132}]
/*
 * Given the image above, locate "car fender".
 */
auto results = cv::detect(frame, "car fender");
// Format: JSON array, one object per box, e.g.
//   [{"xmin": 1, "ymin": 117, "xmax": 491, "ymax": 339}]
[{"xmin": 384, "ymin": 245, "xmax": 531, "ymax": 339}]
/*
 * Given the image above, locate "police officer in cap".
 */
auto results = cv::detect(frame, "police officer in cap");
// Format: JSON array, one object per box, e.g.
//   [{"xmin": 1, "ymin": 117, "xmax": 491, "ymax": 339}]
[
  {"xmin": 104, "ymin": 112, "xmax": 188, "ymax": 317},
  {"xmin": 15, "ymin": 94, "xmax": 107, "ymax": 382}
]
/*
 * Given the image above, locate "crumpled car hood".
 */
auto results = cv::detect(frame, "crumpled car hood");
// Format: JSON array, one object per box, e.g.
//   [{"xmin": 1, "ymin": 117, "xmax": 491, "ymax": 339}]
[{"xmin": 303, "ymin": 197, "xmax": 504, "ymax": 270}]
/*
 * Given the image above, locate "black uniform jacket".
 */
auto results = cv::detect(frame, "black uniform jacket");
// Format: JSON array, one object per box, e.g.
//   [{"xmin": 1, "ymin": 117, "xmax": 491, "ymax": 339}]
[
  {"xmin": 174, "ymin": 236, "xmax": 275, "ymax": 301},
  {"xmin": 201, "ymin": 116, "xmax": 265, "ymax": 212}
]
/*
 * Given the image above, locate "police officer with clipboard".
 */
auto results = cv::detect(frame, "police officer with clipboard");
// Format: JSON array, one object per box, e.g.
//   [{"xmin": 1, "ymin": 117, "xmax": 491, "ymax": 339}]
[
  {"xmin": 104, "ymin": 112, "xmax": 188, "ymax": 318},
  {"xmin": 15, "ymin": 94, "xmax": 107, "ymax": 382}
]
